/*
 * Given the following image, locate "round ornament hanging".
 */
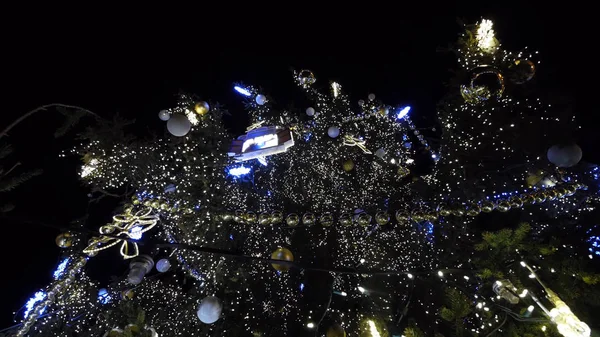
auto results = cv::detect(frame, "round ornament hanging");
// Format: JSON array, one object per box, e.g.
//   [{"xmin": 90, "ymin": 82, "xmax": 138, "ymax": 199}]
[
  {"xmin": 167, "ymin": 114, "xmax": 191, "ymax": 137},
  {"xmin": 328, "ymin": 126, "xmax": 340, "ymax": 138},
  {"xmin": 306, "ymin": 107, "xmax": 315, "ymax": 116},
  {"xmin": 271, "ymin": 247, "xmax": 294, "ymax": 271},
  {"xmin": 297, "ymin": 69, "xmax": 316, "ymax": 88},
  {"xmin": 56, "ymin": 232, "xmax": 73, "ymax": 248},
  {"xmin": 194, "ymin": 101, "xmax": 210, "ymax": 116},
  {"xmin": 158, "ymin": 110, "xmax": 170, "ymax": 121},
  {"xmin": 547, "ymin": 143, "xmax": 582, "ymax": 168},
  {"xmin": 155, "ymin": 259, "xmax": 171, "ymax": 273},
  {"xmin": 326, "ymin": 324, "xmax": 346, "ymax": 337},
  {"xmin": 342, "ymin": 159, "xmax": 354, "ymax": 172},
  {"xmin": 255, "ymin": 94, "xmax": 267, "ymax": 105},
  {"xmin": 508, "ymin": 59, "xmax": 536, "ymax": 84},
  {"xmin": 197, "ymin": 296, "xmax": 222, "ymax": 324}
]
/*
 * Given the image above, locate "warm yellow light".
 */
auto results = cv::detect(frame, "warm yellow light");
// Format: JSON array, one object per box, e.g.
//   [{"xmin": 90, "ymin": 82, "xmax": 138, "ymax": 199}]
[
  {"xmin": 476, "ymin": 19, "xmax": 498, "ymax": 53},
  {"xmin": 367, "ymin": 320, "xmax": 381, "ymax": 337}
]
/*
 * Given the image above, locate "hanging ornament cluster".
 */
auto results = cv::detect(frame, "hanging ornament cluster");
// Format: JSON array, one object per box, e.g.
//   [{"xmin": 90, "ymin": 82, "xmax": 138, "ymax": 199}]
[{"xmin": 158, "ymin": 100, "xmax": 210, "ymax": 137}]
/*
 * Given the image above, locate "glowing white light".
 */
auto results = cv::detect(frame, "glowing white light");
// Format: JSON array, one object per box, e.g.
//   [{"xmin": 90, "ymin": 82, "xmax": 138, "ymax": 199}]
[
  {"xmin": 437, "ymin": 271, "xmax": 444, "ymax": 277},
  {"xmin": 476, "ymin": 19, "xmax": 498, "ymax": 53},
  {"xmin": 234, "ymin": 85, "xmax": 251, "ymax": 96},
  {"xmin": 519, "ymin": 289, "xmax": 529, "ymax": 298},
  {"xmin": 520, "ymin": 261, "xmax": 527, "ymax": 267},
  {"xmin": 331, "ymin": 82, "xmax": 341, "ymax": 97},
  {"xmin": 359, "ymin": 258, "xmax": 365, "ymax": 263},
  {"xmin": 24, "ymin": 291, "xmax": 46, "ymax": 318},
  {"xmin": 228, "ymin": 166, "xmax": 251, "ymax": 177},
  {"xmin": 407, "ymin": 273, "xmax": 413, "ymax": 279},
  {"xmin": 306, "ymin": 322, "xmax": 315, "ymax": 329},
  {"xmin": 340, "ymin": 291, "xmax": 347, "ymax": 296},
  {"xmin": 464, "ymin": 276, "xmax": 470, "ymax": 280},
  {"xmin": 367, "ymin": 320, "xmax": 381, "ymax": 337},
  {"xmin": 527, "ymin": 305, "xmax": 535, "ymax": 312},
  {"xmin": 396, "ymin": 106, "xmax": 411, "ymax": 119},
  {"xmin": 358, "ymin": 286, "xmax": 365, "ymax": 293}
]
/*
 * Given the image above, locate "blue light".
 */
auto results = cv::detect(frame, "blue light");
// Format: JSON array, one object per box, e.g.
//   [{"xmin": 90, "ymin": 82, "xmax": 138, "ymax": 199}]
[
  {"xmin": 396, "ymin": 106, "xmax": 411, "ymax": 119},
  {"xmin": 53, "ymin": 257, "xmax": 70, "ymax": 280},
  {"xmin": 129, "ymin": 226, "xmax": 143, "ymax": 240},
  {"xmin": 24, "ymin": 291, "xmax": 46, "ymax": 318},
  {"xmin": 300, "ymin": 283, "xmax": 305, "ymax": 291},
  {"xmin": 229, "ymin": 234, "xmax": 234, "ymax": 240},
  {"xmin": 98, "ymin": 288, "xmax": 111, "ymax": 304},
  {"xmin": 234, "ymin": 85, "xmax": 252, "ymax": 96},
  {"xmin": 228, "ymin": 165, "xmax": 251, "ymax": 177}
]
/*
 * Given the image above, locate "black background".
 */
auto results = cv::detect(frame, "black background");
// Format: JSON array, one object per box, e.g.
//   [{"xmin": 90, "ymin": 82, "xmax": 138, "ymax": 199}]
[{"xmin": 1, "ymin": 4, "xmax": 594, "ymax": 330}]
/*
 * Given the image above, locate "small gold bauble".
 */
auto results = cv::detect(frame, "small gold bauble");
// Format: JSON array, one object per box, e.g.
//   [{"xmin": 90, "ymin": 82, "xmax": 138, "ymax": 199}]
[
  {"xmin": 357, "ymin": 212, "xmax": 371, "ymax": 226},
  {"xmin": 194, "ymin": 101, "xmax": 210, "ymax": 116},
  {"xmin": 286, "ymin": 213, "xmax": 299, "ymax": 227},
  {"xmin": 233, "ymin": 210, "xmax": 245, "ymax": 223},
  {"xmin": 534, "ymin": 192, "xmax": 546, "ymax": 204},
  {"xmin": 245, "ymin": 212, "xmax": 257, "ymax": 224},
  {"xmin": 522, "ymin": 194, "xmax": 536, "ymax": 204},
  {"xmin": 150, "ymin": 200, "xmax": 160, "ymax": 209},
  {"xmin": 143, "ymin": 199, "xmax": 151, "ymax": 207},
  {"xmin": 437, "ymin": 205, "xmax": 451, "ymax": 217},
  {"xmin": 497, "ymin": 201, "xmax": 511, "ymax": 212},
  {"xmin": 452, "ymin": 208, "xmax": 465, "ymax": 217},
  {"xmin": 55, "ymin": 232, "xmax": 73, "ymax": 248},
  {"xmin": 270, "ymin": 211, "xmax": 283, "ymax": 224},
  {"xmin": 377, "ymin": 107, "xmax": 389, "ymax": 116},
  {"xmin": 258, "ymin": 212, "xmax": 270, "ymax": 225},
  {"xmin": 302, "ymin": 213, "xmax": 316, "ymax": 226},
  {"xmin": 342, "ymin": 159, "xmax": 354, "ymax": 172},
  {"xmin": 297, "ymin": 69, "xmax": 316, "ymax": 88},
  {"xmin": 320, "ymin": 213, "xmax": 334, "ymax": 227},
  {"xmin": 339, "ymin": 213, "xmax": 352, "ymax": 226},
  {"xmin": 375, "ymin": 211, "xmax": 390, "ymax": 225},
  {"xmin": 132, "ymin": 198, "xmax": 140, "ymax": 205},
  {"xmin": 271, "ymin": 247, "xmax": 294, "ymax": 272},
  {"xmin": 424, "ymin": 213, "xmax": 438, "ymax": 222},
  {"xmin": 160, "ymin": 202, "xmax": 169, "ymax": 210},
  {"xmin": 326, "ymin": 324, "xmax": 346, "ymax": 337},
  {"xmin": 411, "ymin": 211, "xmax": 425, "ymax": 222},
  {"xmin": 509, "ymin": 196, "xmax": 524, "ymax": 208},
  {"xmin": 466, "ymin": 204, "xmax": 481, "ymax": 216},
  {"xmin": 395, "ymin": 210, "xmax": 410, "ymax": 222},
  {"xmin": 481, "ymin": 201, "xmax": 495, "ymax": 213}
]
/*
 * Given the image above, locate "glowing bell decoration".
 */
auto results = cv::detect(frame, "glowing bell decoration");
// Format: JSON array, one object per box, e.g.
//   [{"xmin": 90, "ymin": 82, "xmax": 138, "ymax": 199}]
[
  {"xmin": 197, "ymin": 296, "xmax": 223, "ymax": 324},
  {"xmin": 271, "ymin": 247, "xmax": 294, "ymax": 272},
  {"xmin": 194, "ymin": 101, "xmax": 210, "ymax": 116},
  {"xmin": 326, "ymin": 324, "xmax": 347, "ymax": 337},
  {"xmin": 56, "ymin": 232, "xmax": 73, "ymax": 248}
]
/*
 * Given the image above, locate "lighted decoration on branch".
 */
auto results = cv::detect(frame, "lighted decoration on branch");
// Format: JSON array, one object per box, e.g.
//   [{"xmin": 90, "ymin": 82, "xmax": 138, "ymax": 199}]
[
  {"xmin": 342, "ymin": 135, "xmax": 372, "ymax": 154},
  {"xmin": 460, "ymin": 65, "xmax": 505, "ymax": 103},
  {"xmin": 197, "ymin": 296, "xmax": 223, "ymax": 324},
  {"xmin": 228, "ymin": 126, "xmax": 295, "ymax": 162},
  {"xmin": 509, "ymin": 59, "xmax": 536, "ymax": 84},
  {"xmin": 83, "ymin": 206, "xmax": 159, "ymax": 259},
  {"xmin": 295, "ymin": 69, "xmax": 316, "ymax": 88},
  {"xmin": 475, "ymin": 19, "xmax": 499, "ymax": 54}
]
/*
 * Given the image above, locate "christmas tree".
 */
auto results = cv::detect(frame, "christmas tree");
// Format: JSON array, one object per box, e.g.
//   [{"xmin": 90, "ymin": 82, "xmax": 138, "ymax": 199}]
[{"xmin": 5, "ymin": 19, "xmax": 599, "ymax": 337}]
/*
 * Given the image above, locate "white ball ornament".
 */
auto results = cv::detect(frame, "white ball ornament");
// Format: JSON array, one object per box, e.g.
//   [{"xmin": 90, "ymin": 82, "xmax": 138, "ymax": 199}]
[
  {"xmin": 547, "ymin": 143, "xmax": 582, "ymax": 168},
  {"xmin": 327, "ymin": 126, "xmax": 340, "ymax": 138},
  {"xmin": 255, "ymin": 94, "xmax": 267, "ymax": 105},
  {"xmin": 197, "ymin": 296, "xmax": 222, "ymax": 324},
  {"xmin": 158, "ymin": 110, "xmax": 170, "ymax": 121},
  {"xmin": 375, "ymin": 148, "xmax": 386, "ymax": 158},
  {"xmin": 306, "ymin": 107, "xmax": 315, "ymax": 116},
  {"xmin": 368, "ymin": 93, "xmax": 376, "ymax": 101},
  {"xmin": 155, "ymin": 259, "xmax": 171, "ymax": 273},
  {"xmin": 166, "ymin": 114, "xmax": 191, "ymax": 137}
]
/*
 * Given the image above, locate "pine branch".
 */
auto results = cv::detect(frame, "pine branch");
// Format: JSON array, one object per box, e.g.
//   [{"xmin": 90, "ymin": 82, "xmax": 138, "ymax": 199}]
[
  {"xmin": 0, "ymin": 168, "xmax": 43, "ymax": 192},
  {"xmin": 54, "ymin": 107, "xmax": 88, "ymax": 138},
  {"xmin": 0, "ymin": 144, "xmax": 13, "ymax": 159}
]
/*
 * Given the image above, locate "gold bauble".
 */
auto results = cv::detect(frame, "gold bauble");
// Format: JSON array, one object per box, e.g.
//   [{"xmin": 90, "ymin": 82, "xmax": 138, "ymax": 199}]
[
  {"xmin": 375, "ymin": 211, "xmax": 390, "ymax": 226},
  {"xmin": 149, "ymin": 200, "xmax": 159, "ymax": 209},
  {"xmin": 466, "ymin": 204, "xmax": 481, "ymax": 217},
  {"xmin": 534, "ymin": 192, "xmax": 546, "ymax": 204},
  {"xmin": 160, "ymin": 202, "xmax": 169, "ymax": 210},
  {"xmin": 233, "ymin": 210, "xmax": 245, "ymax": 223},
  {"xmin": 481, "ymin": 201, "xmax": 495, "ymax": 213},
  {"xmin": 357, "ymin": 213, "xmax": 371, "ymax": 226},
  {"xmin": 326, "ymin": 324, "xmax": 346, "ymax": 337},
  {"xmin": 56, "ymin": 232, "xmax": 73, "ymax": 248},
  {"xmin": 245, "ymin": 212, "xmax": 257, "ymax": 224},
  {"xmin": 424, "ymin": 212, "xmax": 438, "ymax": 222},
  {"xmin": 286, "ymin": 213, "xmax": 299, "ymax": 227},
  {"xmin": 395, "ymin": 210, "xmax": 410, "ymax": 222},
  {"xmin": 339, "ymin": 213, "xmax": 352, "ymax": 226},
  {"xmin": 302, "ymin": 213, "xmax": 316, "ymax": 226},
  {"xmin": 143, "ymin": 199, "xmax": 151, "ymax": 207},
  {"xmin": 377, "ymin": 107, "xmax": 389, "ymax": 116},
  {"xmin": 132, "ymin": 198, "xmax": 140, "ymax": 205},
  {"xmin": 297, "ymin": 69, "xmax": 316, "ymax": 88},
  {"xmin": 437, "ymin": 205, "xmax": 451, "ymax": 217},
  {"xmin": 523, "ymin": 194, "xmax": 536, "ymax": 204},
  {"xmin": 411, "ymin": 211, "xmax": 425, "ymax": 222},
  {"xmin": 271, "ymin": 247, "xmax": 294, "ymax": 272},
  {"xmin": 320, "ymin": 213, "xmax": 334, "ymax": 227},
  {"xmin": 526, "ymin": 171, "xmax": 544, "ymax": 187},
  {"xmin": 509, "ymin": 196, "xmax": 524, "ymax": 208},
  {"xmin": 452, "ymin": 208, "xmax": 465, "ymax": 217},
  {"xmin": 258, "ymin": 212, "xmax": 270, "ymax": 225},
  {"xmin": 342, "ymin": 159, "xmax": 354, "ymax": 172},
  {"xmin": 270, "ymin": 211, "xmax": 283, "ymax": 224},
  {"xmin": 497, "ymin": 201, "xmax": 511, "ymax": 212},
  {"xmin": 194, "ymin": 101, "xmax": 210, "ymax": 116},
  {"xmin": 221, "ymin": 212, "xmax": 233, "ymax": 222}
]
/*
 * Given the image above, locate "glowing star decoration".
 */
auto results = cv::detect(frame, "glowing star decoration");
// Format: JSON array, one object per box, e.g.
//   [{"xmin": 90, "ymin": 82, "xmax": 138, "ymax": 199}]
[
  {"xmin": 228, "ymin": 126, "xmax": 294, "ymax": 162},
  {"xmin": 476, "ymin": 19, "xmax": 498, "ymax": 53}
]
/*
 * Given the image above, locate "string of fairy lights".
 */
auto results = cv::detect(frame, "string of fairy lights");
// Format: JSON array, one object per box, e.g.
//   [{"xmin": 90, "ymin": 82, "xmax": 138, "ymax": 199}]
[{"xmin": 11, "ymin": 19, "xmax": 598, "ymax": 337}]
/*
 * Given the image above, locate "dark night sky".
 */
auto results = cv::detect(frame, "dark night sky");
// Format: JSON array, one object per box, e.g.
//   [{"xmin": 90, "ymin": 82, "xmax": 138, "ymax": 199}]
[{"xmin": 1, "ymin": 5, "xmax": 594, "ymax": 329}]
